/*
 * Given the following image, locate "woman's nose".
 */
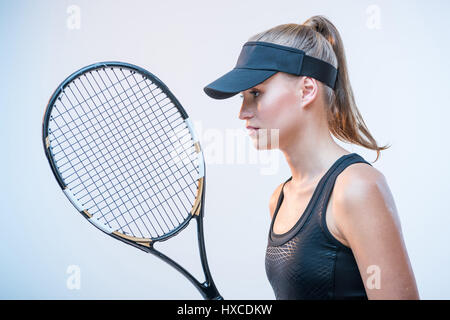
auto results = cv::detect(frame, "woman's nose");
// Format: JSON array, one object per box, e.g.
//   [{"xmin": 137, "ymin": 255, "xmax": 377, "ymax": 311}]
[{"xmin": 238, "ymin": 101, "xmax": 254, "ymax": 120}]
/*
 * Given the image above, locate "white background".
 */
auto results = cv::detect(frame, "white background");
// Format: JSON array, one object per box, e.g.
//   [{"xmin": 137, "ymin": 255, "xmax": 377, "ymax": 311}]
[{"xmin": 0, "ymin": 0, "xmax": 449, "ymax": 299}]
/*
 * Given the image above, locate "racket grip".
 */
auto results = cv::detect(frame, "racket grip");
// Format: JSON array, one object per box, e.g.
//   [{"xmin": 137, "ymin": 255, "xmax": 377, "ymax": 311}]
[{"xmin": 212, "ymin": 295, "xmax": 224, "ymax": 300}]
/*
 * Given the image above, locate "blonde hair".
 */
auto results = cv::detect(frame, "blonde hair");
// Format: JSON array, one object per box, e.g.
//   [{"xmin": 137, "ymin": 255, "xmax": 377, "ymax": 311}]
[{"xmin": 248, "ymin": 15, "xmax": 390, "ymax": 162}]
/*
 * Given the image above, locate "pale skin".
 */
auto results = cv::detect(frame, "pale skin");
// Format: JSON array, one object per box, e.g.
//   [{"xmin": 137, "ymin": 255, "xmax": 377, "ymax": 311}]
[{"xmin": 238, "ymin": 72, "xmax": 419, "ymax": 299}]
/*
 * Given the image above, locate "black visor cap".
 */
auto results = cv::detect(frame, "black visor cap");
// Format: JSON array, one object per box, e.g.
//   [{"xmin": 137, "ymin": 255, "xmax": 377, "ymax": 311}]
[{"xmin": 203, "ymin": 41, "xmax": 338, "ymax": 100}]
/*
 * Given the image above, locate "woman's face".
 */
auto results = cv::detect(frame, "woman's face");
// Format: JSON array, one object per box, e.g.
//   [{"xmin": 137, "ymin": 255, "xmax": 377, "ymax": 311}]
[{"xmin": 239, "ymin": 72, "xmax": 307, "ymax": 150}]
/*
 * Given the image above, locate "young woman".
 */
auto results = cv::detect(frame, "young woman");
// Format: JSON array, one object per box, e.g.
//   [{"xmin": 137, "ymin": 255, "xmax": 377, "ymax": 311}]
[{"xmin": 203, "ymin": 15, "xmax": 419, "ymax": 300}]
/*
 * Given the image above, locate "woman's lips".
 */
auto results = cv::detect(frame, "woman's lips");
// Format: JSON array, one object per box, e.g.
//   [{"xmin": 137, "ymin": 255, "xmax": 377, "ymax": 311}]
[{"xmin": 246, "ymin": 126, "xmax": 259, "ymax": 135}]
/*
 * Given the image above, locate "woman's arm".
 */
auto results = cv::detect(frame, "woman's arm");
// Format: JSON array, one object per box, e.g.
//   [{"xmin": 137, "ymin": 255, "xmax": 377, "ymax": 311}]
[{"xmin": 333, "ymin": 165, "xmax": 419, "ymax": 300}]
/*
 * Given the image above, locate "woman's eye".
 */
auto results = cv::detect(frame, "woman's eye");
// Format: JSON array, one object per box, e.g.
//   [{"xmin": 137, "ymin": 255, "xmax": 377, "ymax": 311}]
[
  {"xmin": 240, "ymin": 90, "xmax": 260, "ymax": 99},
  {"xmin": 250, "ymin": 90, "xmax": 260, "ymax": 97}
]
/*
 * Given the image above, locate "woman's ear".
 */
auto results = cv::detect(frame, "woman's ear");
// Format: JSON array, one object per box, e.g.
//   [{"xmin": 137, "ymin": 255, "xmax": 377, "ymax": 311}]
[{"xmin": 299, "ymin": 77, "xmax": 318, "ymax": 108}]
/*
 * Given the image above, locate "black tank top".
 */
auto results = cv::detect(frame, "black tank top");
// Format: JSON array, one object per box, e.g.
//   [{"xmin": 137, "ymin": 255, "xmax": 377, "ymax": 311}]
[{"xmin": 265, "ymin": 153, "xmax": 372, "ymax": 300}]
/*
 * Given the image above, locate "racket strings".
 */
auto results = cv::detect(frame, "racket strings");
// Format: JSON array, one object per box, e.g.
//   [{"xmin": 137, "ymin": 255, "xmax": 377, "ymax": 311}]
[
  {"xmin": 72, "ymin": 129, "xmax": 195, "ymax": 205},
  {"xmin": 98, "ymin": 168, "xmax": 195, "ymax": 227},
  {"xmin": 123, "ymin": 69, "xmax": 200, "ymax": 217},
  {"xmin": 65, "ymin": 121, "xmax": 188, "ymax": 192},
  {"xmin": 50, "ymin": 71, "xmax": 140, "ymax": 123},
  {"xmin": 64, "ymin": 76, "xmax": 163, "ymax": 237},
  {"xmin": 48, "ymin": 66, "xmax": 200, "ymax": 239},
  {"xmin": 55, "ymin": 103, "xmax": 185, "ymax": 189},
  {"xmin": 86, "ymin": 69, "xmax": 190, "ymax": 232},
  {"xmin": 71, "ymin": 145, "xmax": 196, "ymax": 228},
  {"xmin": 54, "ymin": 81, "xmax": 156, "ymax": 238},
  {"xmin": 68, "ymin": 131, "xmax": 194, "ymax": 211},
  {"xmin": 55, "ymin": 69, "xmax": 190, "ymax": 235},
  {"xmin": 50, "ymin": 85, "xmax": 168, "ymax": 148},
  {"xmin": 81, "ymin": 68, "xmax": 194, "ymax": 234},
  {"xmin": 104, "ymin": 69, "xmax": 198, "ymax": 228},
  {"xmin": 49, "ymin": 75, "xmax": 165, "ymax": 157},
  {"xmin": 53, "ymin": 101, "xmax": 177, "ymax": 162}
]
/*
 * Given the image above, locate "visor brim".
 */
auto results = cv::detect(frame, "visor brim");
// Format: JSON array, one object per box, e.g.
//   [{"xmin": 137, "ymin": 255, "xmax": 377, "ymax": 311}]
[{"xmin": 203, "ymin": 68, "xmax": 277, "ymax": 100}]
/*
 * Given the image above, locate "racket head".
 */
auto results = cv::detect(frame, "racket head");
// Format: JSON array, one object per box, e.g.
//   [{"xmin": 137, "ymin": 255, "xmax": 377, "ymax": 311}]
[{"xmin": 42, "ymin": 61, "xmax": 205, "ymax": 245}]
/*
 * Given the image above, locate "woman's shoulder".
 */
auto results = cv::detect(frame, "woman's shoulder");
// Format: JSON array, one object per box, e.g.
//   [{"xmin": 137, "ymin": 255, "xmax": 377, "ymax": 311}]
[{"xmin": 337, "ymin": 160, "xmax": 384, "ymax": 188}]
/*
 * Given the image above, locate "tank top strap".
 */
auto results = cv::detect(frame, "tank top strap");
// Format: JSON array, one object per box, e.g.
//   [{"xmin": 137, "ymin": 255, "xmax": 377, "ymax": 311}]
[
  {"xmin": 316, "ymin": 153, "xmax": 373, "ymax": 248},
  {"xmin": 271, "ymin": 176, "xmax": 293, "ymax": 219}
]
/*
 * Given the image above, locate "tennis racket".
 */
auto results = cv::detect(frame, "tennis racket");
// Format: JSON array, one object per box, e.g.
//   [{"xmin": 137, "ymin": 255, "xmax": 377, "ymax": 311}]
[{"xmin": 42, "ymin": 61, "xmax": 222, "ymax": 300}]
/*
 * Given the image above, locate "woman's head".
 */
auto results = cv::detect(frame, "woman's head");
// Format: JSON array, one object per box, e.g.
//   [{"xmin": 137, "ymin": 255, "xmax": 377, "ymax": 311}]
[{"xmin": 239, "ymin": 15, "xmax": 389, "ymax": 161}]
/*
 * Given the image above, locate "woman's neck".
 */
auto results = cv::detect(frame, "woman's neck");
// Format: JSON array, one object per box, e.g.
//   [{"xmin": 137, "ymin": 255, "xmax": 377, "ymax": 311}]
[{"xmin": 281, "ymin": 130, "xmax": 350, "ymax": 191}]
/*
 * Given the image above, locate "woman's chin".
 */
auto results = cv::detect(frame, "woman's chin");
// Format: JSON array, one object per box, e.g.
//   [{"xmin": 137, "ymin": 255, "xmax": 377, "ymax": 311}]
[
  {"xmin": 248, "ymin": 128, "xmax": 280, "ymax": 150},
  {"xmin": 251, "ymin": 138, "xmax": 276, "ymax": 150}
]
